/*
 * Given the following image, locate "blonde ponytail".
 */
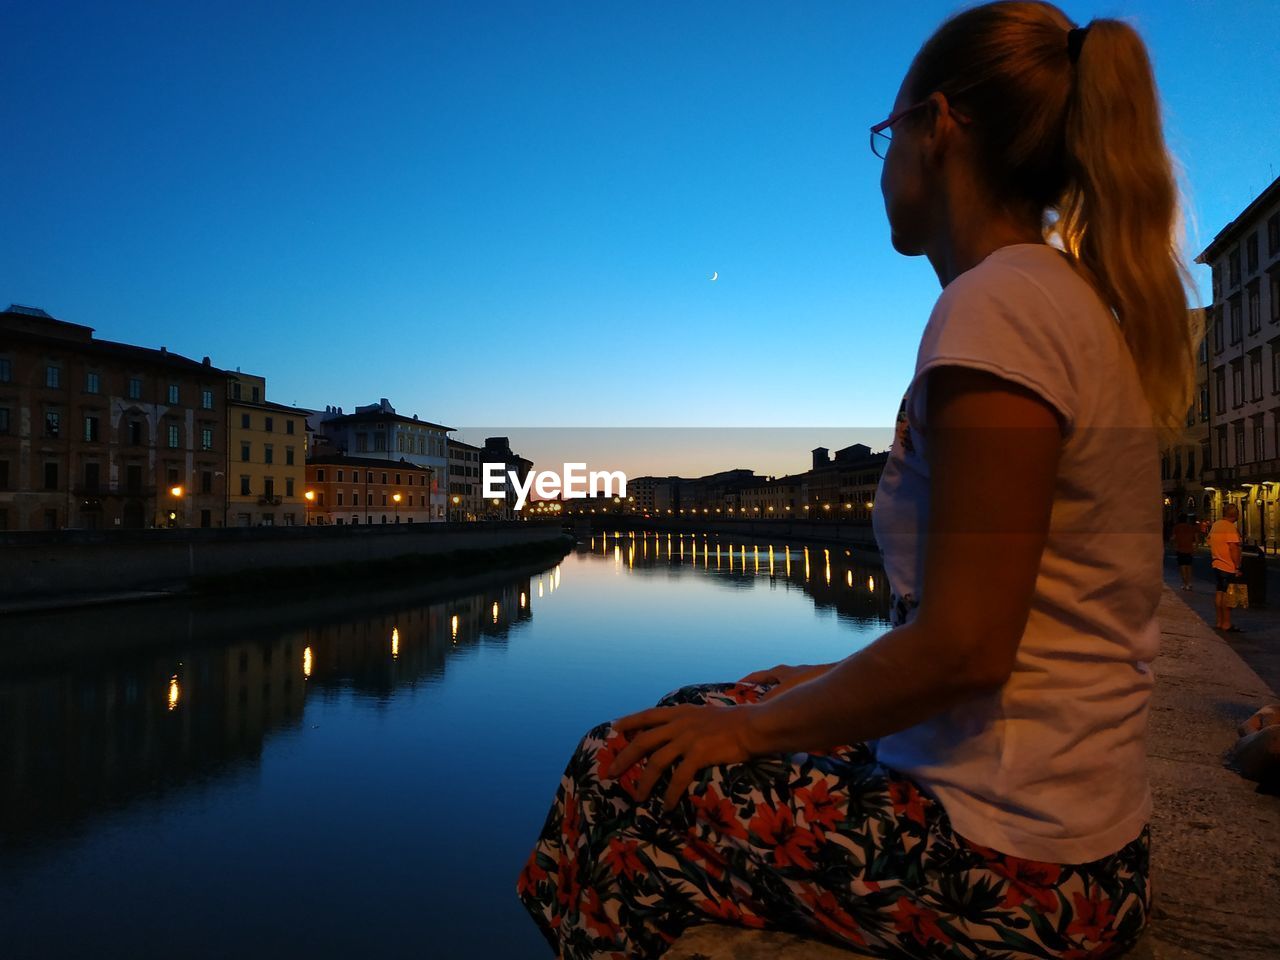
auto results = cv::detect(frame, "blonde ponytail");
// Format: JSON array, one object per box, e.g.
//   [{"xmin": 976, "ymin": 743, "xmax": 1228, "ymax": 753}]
[
  {"xmin": 1059, "ymin": 19, "xmax": 1196, "ymax": 441},
  {"xmin": 908, "ymin": 2, "xmax": 1196, "ymax": 442}
]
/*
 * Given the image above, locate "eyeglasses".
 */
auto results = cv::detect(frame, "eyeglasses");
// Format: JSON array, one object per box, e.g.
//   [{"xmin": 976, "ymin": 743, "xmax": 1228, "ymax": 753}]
[{"xmin": 869, "ymin": 99, "xmax": 971, "ymax": 160}]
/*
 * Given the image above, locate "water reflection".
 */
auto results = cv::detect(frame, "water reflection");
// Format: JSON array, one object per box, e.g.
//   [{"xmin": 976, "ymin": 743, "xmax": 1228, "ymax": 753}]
[
  {"xmin": 0, "ymin": 535, "xmax": 887, "ymax": 957},
  {"xmin": 586, "ymin": 530, "xmax": 890, "ymax": 625},
  {"xmin": 0, "ymin": 566, "xmax": 542, "ymax": 849}
]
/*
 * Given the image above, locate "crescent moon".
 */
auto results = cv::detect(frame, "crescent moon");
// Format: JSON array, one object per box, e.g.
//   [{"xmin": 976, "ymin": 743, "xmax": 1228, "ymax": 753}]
[{"xmin": 710, "ymin": 271, "xmax": 718, "ymax": 281}]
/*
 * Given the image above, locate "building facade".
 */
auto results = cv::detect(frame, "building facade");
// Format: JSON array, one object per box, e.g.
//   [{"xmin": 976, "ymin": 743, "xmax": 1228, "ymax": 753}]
[
  {"xmin": 312, "ymin": 399, "xmax": 450, "ymax": 520},
  {"xmin": 0, "ymin": 305, "xmax": 229, "ymax": 530},
  {"xmin": 479, "ymin": 436, "xmax": 533, "ymax": 519},
  {"xmin": 305, "ymin": 454, "xmax": 434, "ymax": 525},
  {"xmin": 1198, "ymin": 176, "xmax": 1280, "ymax": 546},
  {"xmin": 226, "ymin": 372, "xmax": 310, "ymax": 527},
  {"xmin": 447, "ymin": 437, "xmax": 483, "ymax": 521}
]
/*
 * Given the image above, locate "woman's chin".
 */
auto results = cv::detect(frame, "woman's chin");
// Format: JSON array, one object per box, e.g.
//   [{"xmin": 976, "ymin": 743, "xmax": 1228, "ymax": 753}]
[{"xmin": 889, "ymin": 231, "xmax": 925, "ymax": 257}]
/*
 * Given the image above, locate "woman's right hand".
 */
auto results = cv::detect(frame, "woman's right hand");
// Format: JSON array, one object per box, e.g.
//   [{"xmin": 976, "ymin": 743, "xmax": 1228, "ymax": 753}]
[{"xmin": 738, "ymin": 663, "xmax": 831, "ymax": 698}]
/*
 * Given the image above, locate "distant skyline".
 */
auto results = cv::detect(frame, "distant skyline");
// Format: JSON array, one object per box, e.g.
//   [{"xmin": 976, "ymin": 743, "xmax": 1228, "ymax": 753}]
[{"xmin": 4, "ymin": 2, "xmax": 1278, "ymax": 458}]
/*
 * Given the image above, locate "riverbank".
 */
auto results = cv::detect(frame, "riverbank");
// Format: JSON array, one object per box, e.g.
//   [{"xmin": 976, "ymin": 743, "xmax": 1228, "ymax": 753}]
[
  {"xmin": 668, "ymin": 585, "xmax": 1280, "ymax": 960},
  {"xmin": 0, "ymin": 521, "xmax": 571, "ymax": 612}
]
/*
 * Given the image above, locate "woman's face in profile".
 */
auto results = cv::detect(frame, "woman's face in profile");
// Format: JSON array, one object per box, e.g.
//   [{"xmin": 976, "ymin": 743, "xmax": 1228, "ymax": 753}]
[{"xmin": 880, "ymin": 72, "xmax": 930, "ymax": 258}]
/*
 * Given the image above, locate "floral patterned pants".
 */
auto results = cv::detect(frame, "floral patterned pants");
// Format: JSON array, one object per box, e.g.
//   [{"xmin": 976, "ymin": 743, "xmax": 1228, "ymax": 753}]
[{"xmin": 518, "ymin": 682, "xmax": 1149, "ymax": 960}]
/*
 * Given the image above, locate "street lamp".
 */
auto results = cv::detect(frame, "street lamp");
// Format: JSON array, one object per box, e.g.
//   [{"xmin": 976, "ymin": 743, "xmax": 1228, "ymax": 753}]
[
  {"xmin": 304, "ymin": 489, "xmax": 315, "ymax": 525},
  {"xmin": 452, "ymin": 494, "xmax": 461, "ymax": 522},
  {"xmin": 393, "ymin": 491, "xmax": 402, "ymax": 523},
  {"xmin": 168, "ymin": 485, "xmax": 183, "ymax": 528}
]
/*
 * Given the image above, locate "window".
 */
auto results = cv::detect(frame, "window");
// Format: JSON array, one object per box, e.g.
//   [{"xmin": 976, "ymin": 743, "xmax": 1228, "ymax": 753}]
[
  {"xmin": 1218, "ymin": 427, "xmax": 1228, "ymax": 468},
  {"xmin": 83, "ymin": 415, "xmax": 99, "ymax": 442},
  {"xmin": 381, "ymin": 493, "xmax": 387, "ymax": 506},
  {"xmin": 168, "ymin": 384, "xmax": 179, "ymax": 404},
  {"xmin": 1269, "ymin": 213, "xmax": 1280, "ymax": 258},
  {"xmin": 367, "ymin": 493, "xmax": 373, "ymax": 506},
  {"xmin": 1247, "ymin": 232, "xmax": 1259, "ymax": 275},
  {"xmin": 1186, "ymin": 449, "xmax": 1195, "ymax": 479},
  {"xmin": 1213, "ymin": 306, "xmax": 1224, "ymax": 354},
  {"xmin": 264, "ymin": 444, "xmax": 273, "ymax": 464},
  {"xmin": 374, "ymin": 433, "xmax": 386, "ymax": 452},
  {"xmin": 265, "ymin": 416, "xmax": 274, "ymax": 432},
  {"xmin": 251, "ymin": 386, "xmax": 260, "ymax": 402},
  {"xmin": 1252, "ymin": 350, "xmax": 1263, "ymax": 401},
  {"xmin": 1272, "ymin": 271, "xmax": 1280, "ymax": 324},
  {"xmin": 366, "ymin": 472, "xmax": 373, "ymax": 484},
  {"xmin": 0, "ymin": 358, "xmax": 9, "ymax": 382},
  {"xmin": 264, "ymin": 477, "xmax": 275, "ymax": 499},
  {"xmin": 45, "ymin": 409, "xmax": 60, "ymax": 438},
  {"xmin": 381, "ymin": 472, "xmax": 387, "ymax": 484},
  {"xmin": 286, "ymin": 477, "xmax": 295, "ymax": 497},
  {"xmin": 1200, "ymin": 386, "xmax": 1209, "ymax": 421},
  {"xmin": 128, "ymin": 377, "xmax": 142, "ymax": 399},
  {"xmin": 1249, "ymin": 282, "xmax": 1261, "ymax": 334},
  {"xmin": 395, "ymin": 473, "xmax": 402, "ymax": 485},
  {"xmin": 1229, "ymin": 249, "xmax": 1241, "ymax": 287},
  {"xmin": 241, "ymin": 413, "xmax": 251, "ymax": 428},
  {"xmin": 241, "ymin": 442, "xmax": 251, "ymax": 462},
  {"xmin": 201, "ymin": 427, "xmax": 214, "ymax": 451},
  {"xmin": 0, "ymin": 407, "xmax": 9, "ymax": 434},
  {"xmin": 46, "ymin": 365, "xmax": 61, "ymax": 388},
  {"xmin": 202, "ymin": 389, "xmax": 214, "ymax": 410},
  {"xmin": 128, "ymin": 420, "xmax": 142, "ymax": 445},
  {"xmin": 240, "ymin": 476, "xmax": 251, "ymax": 496},
  {"xmin": 337, "ymin": 469, "xmax": 344, "ymax": 482},
  {"xmin": 86, "ymin": 372, "xmax": 100, "ymax": 393},
  {"xmin": 1232, "ymin": 361, "xmax": 1243, "ymax": 406},
  {"xmin": 167, "ymin": 424, "xmax": 180, "ymax": 448},
  {"xmin": 316, "ymin": 468, "xmax": 326, "ymax": 482},
  {"xmin": 1235, "ymin": 422, "xmax": 1246, "ymax": 464},
  {"xmin": 356, "ymin": 433, "xmax": 368, "ymax": 452},
  {"xmin": 202, "ymin": 471, "xmax": 213, "ymax": 494},
  {"xmin": 1274, "ymin": 347, "xmax": 1280, "ymax": 397},
  {"xmin": 232, "ymin": 383, "xmax": 242, "ymax": 400},
  {"xmin": 337, "ymin": 491, "xmax": 344, "ymax": 505},
  {"xmin": 84, "ymin": 462, "xmax": 100, "ymax": 491},
  {"xmin": 44, "ymin": 462, "xmax": 58, "ymax": 490},
  {"xmin": 1230, "ymin": 296, "xmax": 1242, "ymax": 343},
  {"xmin": 285, "ymin": 446, "xmax": 294, "ymax": 466},
  {"xmin": 0, "ymin": 460, "xmax": 8, "ymax": 489},
  {"xmin": 286, "ymin": 419, "xmax": 295, "ymax": 434},
  {"xmin": 1255, "ymin": 419, "xmax": 1266, "ymax": 462},
  {"xmin": 1212, "ymin": 265, "xmax": 1222, "ymax": 300}
]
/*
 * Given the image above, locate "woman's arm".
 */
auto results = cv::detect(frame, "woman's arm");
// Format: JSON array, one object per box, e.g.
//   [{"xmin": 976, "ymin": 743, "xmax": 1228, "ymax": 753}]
[
  {"xmin": 613, "ymin": 366, "xmax": 1062, "ymax": 810},
  {"xmin": 746, "ymin": 366, "xmax": 1062, "ymax": 751}
]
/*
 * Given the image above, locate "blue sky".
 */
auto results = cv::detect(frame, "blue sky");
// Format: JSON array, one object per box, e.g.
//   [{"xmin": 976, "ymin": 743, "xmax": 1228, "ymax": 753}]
[{"xmin": 3, "ymin": 1, "xmax": 1277, "ymax": 461}]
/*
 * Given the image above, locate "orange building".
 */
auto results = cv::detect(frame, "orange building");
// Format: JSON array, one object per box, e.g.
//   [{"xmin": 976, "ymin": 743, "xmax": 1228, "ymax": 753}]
[
  {"xmin": 305, "ymin": 454, "xmax": 434, "ymax": 525},
  {"xmin": 0, "ymin": 304, "xmax": 229, "ymax": 530}
]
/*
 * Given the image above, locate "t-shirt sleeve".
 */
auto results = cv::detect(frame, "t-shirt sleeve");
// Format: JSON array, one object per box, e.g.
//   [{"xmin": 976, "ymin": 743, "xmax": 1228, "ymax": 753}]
[{"xmin": 905, "ymin": 264, "xmax": 1080, "ymax": 436}]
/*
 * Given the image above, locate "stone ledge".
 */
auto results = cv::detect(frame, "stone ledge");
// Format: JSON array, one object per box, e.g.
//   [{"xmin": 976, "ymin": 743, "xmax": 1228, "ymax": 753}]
[{"xmin": 667, "ymin": 587, "xmax": 1280, "ymax": 959}]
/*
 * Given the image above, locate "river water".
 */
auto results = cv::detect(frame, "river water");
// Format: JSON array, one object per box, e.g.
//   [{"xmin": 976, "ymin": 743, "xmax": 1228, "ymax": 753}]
[{"xmin": 0, "ymin": 531, "xmax": 889, "ymax": 958}]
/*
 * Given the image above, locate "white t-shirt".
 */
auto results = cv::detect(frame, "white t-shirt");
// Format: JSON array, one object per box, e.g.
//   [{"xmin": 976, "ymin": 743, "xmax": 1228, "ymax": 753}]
[{"xmin": 871, "ymin": 243, "xmax": 1161, "ymax": 864}]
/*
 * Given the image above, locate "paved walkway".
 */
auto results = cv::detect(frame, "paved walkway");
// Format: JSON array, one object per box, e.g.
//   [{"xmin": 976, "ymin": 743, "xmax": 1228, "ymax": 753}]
[
  {"xmin": 669, "ymin": 585, "xmax": 1280, "ymax": 960},
  {"xmin": 1163, "ymin": 548, "xmax": 1280, "ymax": 694}
]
